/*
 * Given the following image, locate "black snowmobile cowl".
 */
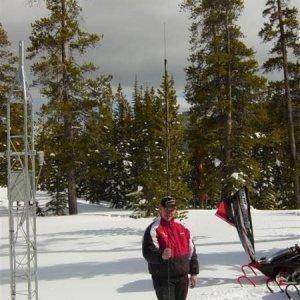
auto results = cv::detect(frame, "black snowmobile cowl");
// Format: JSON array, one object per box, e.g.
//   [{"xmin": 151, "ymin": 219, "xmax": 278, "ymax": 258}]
[
  {"xmin": 216, "ymin": 186, "xmax": 300, "ymax": 298},
  {"xmin": 260, "ymin": 245, "xmax": 300, "ymax": 264},
  {"xmin": 257, "ymin": 245, "xmax": 300, "ymax": 279}
]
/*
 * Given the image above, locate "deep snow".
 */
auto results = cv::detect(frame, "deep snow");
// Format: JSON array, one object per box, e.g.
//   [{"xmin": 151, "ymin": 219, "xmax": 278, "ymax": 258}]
[{"xmin": 0, "ymin": 188, "xmax": 299, "ymax": 299}]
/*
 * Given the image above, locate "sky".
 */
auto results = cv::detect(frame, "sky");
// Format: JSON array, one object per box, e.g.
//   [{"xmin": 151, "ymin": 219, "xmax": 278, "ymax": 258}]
[{"xmin": 0, "ymin": 0, "xmax": 299, "ymax": 111}]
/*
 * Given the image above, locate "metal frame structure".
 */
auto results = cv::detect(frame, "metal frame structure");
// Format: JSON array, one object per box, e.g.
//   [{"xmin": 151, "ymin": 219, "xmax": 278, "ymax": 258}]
[{"xmin": 6, "ymin": 41, "xmax": 39, "ymax": 300}]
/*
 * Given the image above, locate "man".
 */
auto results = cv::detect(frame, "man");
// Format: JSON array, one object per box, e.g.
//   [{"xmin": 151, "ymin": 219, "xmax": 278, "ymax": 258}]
[{"xmin": 142, "ymin": 196, "xmax": 199, "ymax": 300}]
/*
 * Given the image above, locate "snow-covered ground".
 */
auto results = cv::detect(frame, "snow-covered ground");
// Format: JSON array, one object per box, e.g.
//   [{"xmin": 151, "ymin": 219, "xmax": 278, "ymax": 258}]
[{"xmin": 0, "ymin": 187, "xmax": 299, "ymax": 299}]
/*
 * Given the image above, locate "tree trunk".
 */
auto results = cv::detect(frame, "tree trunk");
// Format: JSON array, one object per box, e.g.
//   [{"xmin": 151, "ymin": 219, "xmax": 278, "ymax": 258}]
[
  {"xmin": 277, "ymin": 0, "xmax": 300, "ymax": 208},
  {"xmin": 296, "ymin": 92, "xmax": 300, "ymax": 207},
  {"xmin": 222, "ymin": 9, "xmax": 233, "ymax": 198},
  {"xmin": 67, "ymin": 166, "xmax": 77, "ymax": 214},
  {"xmin": 61, "ymin": 0, "xmax": 77, "ymax": 214}
]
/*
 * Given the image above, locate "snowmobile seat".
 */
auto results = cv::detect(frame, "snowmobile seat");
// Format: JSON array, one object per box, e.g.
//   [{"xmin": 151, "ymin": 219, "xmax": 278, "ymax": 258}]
[{"xmin": 259, "ymin": 245, "xmax": 300, "ymax": 265}]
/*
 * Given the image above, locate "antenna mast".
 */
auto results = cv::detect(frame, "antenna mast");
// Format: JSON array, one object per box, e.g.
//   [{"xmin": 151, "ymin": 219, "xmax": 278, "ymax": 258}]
[{"xmin": 164, "ymin": 23, "xmax": 171, "ymax": 196}]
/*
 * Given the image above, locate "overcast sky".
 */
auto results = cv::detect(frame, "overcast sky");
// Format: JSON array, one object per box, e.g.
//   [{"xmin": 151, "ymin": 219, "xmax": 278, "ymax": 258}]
[{"xmin": 0, "ymin": 0, "xmax": 299, "ymax": 111}]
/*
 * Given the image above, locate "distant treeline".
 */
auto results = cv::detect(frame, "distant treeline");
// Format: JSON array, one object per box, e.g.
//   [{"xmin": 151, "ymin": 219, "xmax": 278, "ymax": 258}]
[{"xmin": 0, "ymin": 0, "xmax": 299, "ymax": 215}]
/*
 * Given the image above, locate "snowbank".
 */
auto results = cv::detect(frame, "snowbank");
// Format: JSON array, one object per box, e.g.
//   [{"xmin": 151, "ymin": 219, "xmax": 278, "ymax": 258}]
[{"xmin": 0, "ymin": 189, "xmax": 299, "ymax": 299}]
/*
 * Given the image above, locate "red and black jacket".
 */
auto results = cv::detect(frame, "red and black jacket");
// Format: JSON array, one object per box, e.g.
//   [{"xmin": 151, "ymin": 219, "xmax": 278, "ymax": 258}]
[{"xmin": 142, "ymin": 217, "xmax": 199, "ymax": 278}]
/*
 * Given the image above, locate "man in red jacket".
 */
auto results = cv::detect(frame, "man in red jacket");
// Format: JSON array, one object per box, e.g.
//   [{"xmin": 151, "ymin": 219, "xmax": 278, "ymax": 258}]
[{"xmin": 142, "ymin": 196, "xmax": 199, "ymax": 300}]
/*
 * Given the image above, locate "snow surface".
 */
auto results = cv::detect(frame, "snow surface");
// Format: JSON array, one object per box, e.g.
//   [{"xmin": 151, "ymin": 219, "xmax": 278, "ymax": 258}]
[{"xmin": 0, "ymin": 187, "xmax": 299, "ymax": 299}]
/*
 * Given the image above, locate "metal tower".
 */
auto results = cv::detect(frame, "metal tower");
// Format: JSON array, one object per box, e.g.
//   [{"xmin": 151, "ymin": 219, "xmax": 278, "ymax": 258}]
[{"xmin": 6, "ymin": 41, "xmax": 39, "ymax": 300}]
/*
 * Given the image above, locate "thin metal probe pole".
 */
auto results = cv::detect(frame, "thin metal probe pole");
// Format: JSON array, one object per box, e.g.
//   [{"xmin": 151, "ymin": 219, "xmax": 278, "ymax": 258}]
[
  {"xmin": 164, "ymin": 23, "xmax": 171, "ymax": 300},
  {"xmin": 164, "ymin": 23, "xmax": 171, "ymax": 196}
]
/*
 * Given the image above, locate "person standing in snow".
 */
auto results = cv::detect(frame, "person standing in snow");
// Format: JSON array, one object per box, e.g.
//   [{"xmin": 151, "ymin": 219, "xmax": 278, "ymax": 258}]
[{"xmin": 142, "ymin": 196, "xmax": 199, "ymax": 300}]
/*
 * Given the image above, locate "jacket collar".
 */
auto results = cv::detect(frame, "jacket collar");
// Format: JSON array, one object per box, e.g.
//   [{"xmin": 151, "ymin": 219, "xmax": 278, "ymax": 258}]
[{"xmin": 160, "ymin": 217, "xmax": 175, "ymax": 226}]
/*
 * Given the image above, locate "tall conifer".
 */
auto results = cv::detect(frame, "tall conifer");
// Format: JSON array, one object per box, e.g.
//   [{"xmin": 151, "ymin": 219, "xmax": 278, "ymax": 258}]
[
  {"xmin": 111, "ymin": 84, "xmax": 134, "ymax": 208},
  {"xmin": 259, "ymin": 0, "xmax": 300, "ymax": 207},
  {"xmin": 79, "ymin": 76, "xmax": 115, "ymax": 204},
  {"xmin": 131, "ymin": 74, "xmax": 191, "ymax": 216},
  {"xmin": 181, "ymin": 0, "xmax": 266, "ymax": 205},
  {"xmin": 28, "ymin": 0, "xmax": 102, "ymax": 214},
  {"xmin": 156, "ymin": 73, "xmax": 191, "ymax": 207},
  {"xmin": 0, "ymin": 23, "xmax": 18, "ymax": 185}
]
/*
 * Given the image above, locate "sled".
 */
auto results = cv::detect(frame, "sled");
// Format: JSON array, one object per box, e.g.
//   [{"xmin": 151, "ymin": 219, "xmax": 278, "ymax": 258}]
[{"xmin": 216, "ymin": 187, "xmax": 300, "ymax": 299}]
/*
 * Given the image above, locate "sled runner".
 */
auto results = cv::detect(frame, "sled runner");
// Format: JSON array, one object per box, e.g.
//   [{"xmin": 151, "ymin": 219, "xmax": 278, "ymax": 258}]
[{"xmin": 216, "ymin": 187, "xmax": 300, "ymax": 299}]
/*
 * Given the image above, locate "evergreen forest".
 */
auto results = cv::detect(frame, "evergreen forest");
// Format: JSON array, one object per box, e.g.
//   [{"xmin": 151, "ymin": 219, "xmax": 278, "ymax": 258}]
[{"xmin": 0, "ymin": 0, "xmax": 299, "ymax": 216}]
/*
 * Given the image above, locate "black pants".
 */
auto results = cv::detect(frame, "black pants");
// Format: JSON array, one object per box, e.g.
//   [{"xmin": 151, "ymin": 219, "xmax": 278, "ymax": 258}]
[{"xmin": 152, "ymin": 275, "xmax": 189, "ymax": 300}]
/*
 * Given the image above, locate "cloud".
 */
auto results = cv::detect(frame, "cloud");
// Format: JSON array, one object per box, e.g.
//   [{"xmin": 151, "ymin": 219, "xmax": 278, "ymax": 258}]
[{"xmin": 1, "ymin": 0, "xmax": 298, "ymax": 110}]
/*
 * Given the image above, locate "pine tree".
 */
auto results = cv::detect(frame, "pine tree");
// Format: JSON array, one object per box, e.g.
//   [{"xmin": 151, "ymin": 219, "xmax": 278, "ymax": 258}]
[
  {"xmin": 131, "ymin": 74, "xmax": 191, "ymax": 216},
  {"xmin": 291, "ymin": 63, "xmax": 299, "ymax": 194},
  {"xmin": 37, "ymin": 113, "xmax": 68, "ymax": 214},
  {"xmin": 131, "ymin": 80, "xmax": 146, "ymax": 188},
  {"xmin": 28, "ymin": 0, "xmax": 101, "ymax": 214},
  {"xmin": 0, "ymin": 23, "xmax": 18, "ymax": 186},
  {"xmin": 131, "ymin": 82, "xmax": 159, "ymax": 216},
  {"xmin": 133, "ymin": 86, "xmax": 158, "ymax": 213},
  {"xmin": 251, "ymin": 82, "xmax": 294, "ymax": 209},
  {"xmin": 111, "ymin": 84, "xmax": 134, "ymax": 208},
  {"xmin": 78, "ymin": 76, "xmax": 115, "ymax": 204},
  {"xmin": 181, "ymin": 0, "xmax": 266, "ymax": 205},
  {"xmin": 156, "ymin": 72, "xmax": 191, "ymax": 207},
  {"xmin": 259, "ymin": 0, "xmax": 300, "ymax": 208}
]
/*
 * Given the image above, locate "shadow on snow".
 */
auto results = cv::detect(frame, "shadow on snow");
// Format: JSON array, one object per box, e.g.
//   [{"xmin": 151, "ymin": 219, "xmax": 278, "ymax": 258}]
[{"xmin": 0, "ymin": 257, "xmax": 147, "ymax": 284}]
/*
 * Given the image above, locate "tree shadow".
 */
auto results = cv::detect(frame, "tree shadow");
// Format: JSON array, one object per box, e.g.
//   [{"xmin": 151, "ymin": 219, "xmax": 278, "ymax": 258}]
[
  {"xmin": 0, "ymin": 246, "xmax": 142, "ymax": 258},
  {"xmin": 195, "ymin": 233, "xmax": 300, "ymax": 248},
  {"xmin": 0, "ymin": 206, "xmax": 8, "ymax": 217},
  {"xmin": 192, "ymin": 235, "xmax": 210, "ymax": 242},
  {"xmin": 0, "ymin": 257, "xmax": 148, "ymax": 284},
  {"xmin": 257, "ymin": 227, "xmax": 300, "ymax": 231},
  {"xmin": 0, "ymin": 232, "xmax": 143, "ymax": 257},
  {"xmin": 38, "ymin": 227, "xmax": 145, "ymax": 238},
  {"xmin": 117, "ymin": 279, "xmax": 153, "ymax": 293},
  {"xmin": 33, "ymin": 227, "xmax": 144, "ymax": 252},
  {"xmin": 77, "ymin": 201, "xmax": 124, "ymax": 214},
  {"xmin": 197, "ymin": 250, "xmax": 248, "ymax": 270},
  {"xmin": 197, "ymin": 276, "xmax": 237, "ymax": 286},
  {"xmin": 196, "ymin": 276, "xmax": 268, "ymax": 287},
  {"xmin": 269, "ymin": 211, "xmax": 300, "ymax": 217},
  {"xmin": 261, "ymin": 291, "xmax": 293, "ymax": 299},
  {"xmin": 197, "ymin": 245, "xmax": 300, "ymax": 274}
]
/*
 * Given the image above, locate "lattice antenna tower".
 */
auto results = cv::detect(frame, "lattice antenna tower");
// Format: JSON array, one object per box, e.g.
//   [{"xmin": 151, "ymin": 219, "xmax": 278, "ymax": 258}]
[{"xmin": 6, "ymin": 41, "xmax": 39, "ymax": 300}]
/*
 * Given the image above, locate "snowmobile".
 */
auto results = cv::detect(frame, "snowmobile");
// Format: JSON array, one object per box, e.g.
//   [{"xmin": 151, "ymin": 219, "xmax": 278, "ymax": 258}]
[{"xmin": 216, "ymin": 186, "xmax": 300, "ymax": 299}]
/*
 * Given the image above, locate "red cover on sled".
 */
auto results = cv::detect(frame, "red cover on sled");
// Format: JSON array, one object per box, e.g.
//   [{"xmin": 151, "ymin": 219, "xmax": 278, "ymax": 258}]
[
  {"xmin": 216, "ymin": 186, "xmax": 256, "ymax": 262},
  {"xmin": 216, "ymin": 198, "xmax": 234, "ymax": 226}
]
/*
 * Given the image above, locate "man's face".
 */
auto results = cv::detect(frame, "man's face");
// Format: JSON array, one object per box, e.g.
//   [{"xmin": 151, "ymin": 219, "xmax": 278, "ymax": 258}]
[{"xmin": 160, "ymin": 205, "xmax": 176, "ymax": 221}]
